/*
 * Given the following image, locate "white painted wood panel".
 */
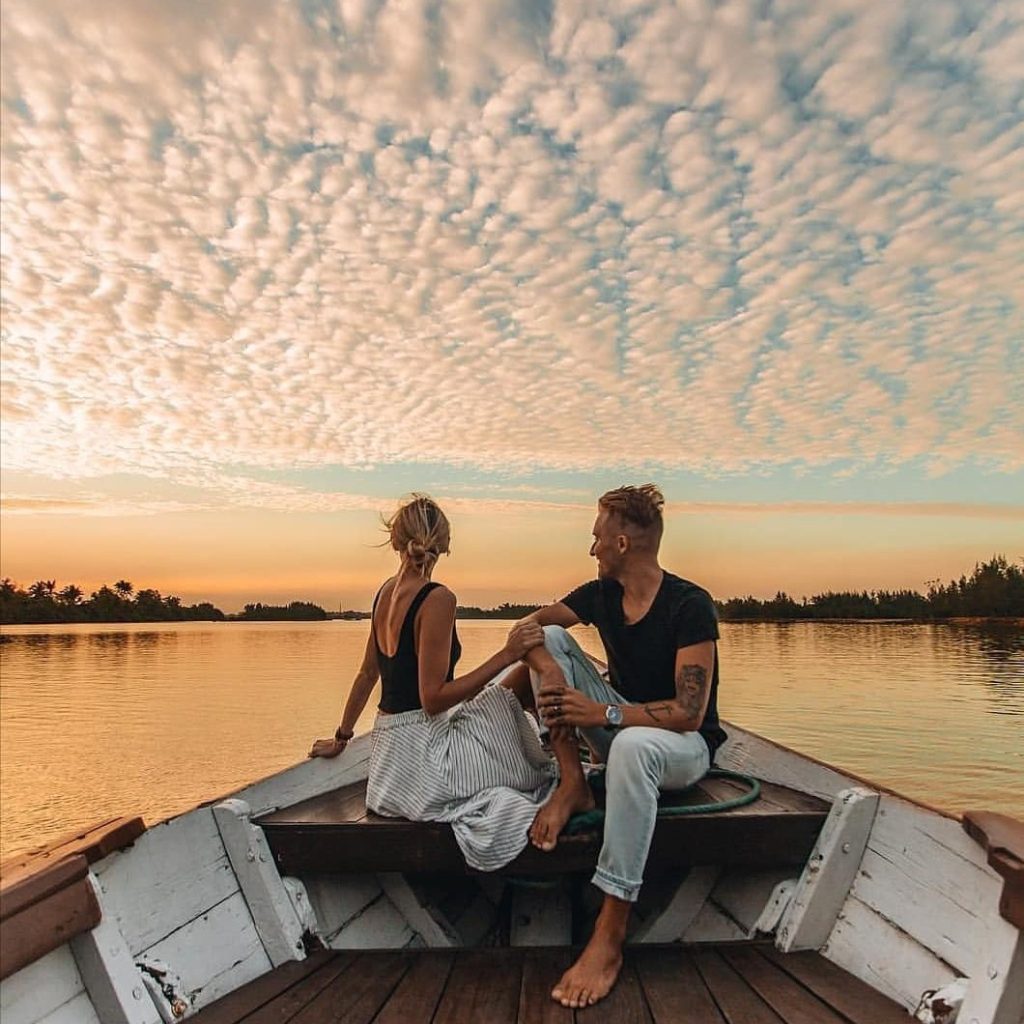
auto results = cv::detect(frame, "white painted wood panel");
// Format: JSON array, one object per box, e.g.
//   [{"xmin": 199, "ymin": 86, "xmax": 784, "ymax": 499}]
[
  {"xmin": 851, "ymin": 796, "xmax": 1006, "ymax": 975},
  {"xmin": 959, "ymin": 929, "xmax": 1024, "ymax": 1024},
  {"xmin": 70, "ymin": 875, "xmax": 161, "ymax": 1024},
  {"xmin": 212, "ymin": 800, "xmax": 307, "ymax": 966},
  {"xmin": 229, "ymin": 737, "xmax": 372, "ymax": 817},
  {"xmin": 825, "ymin": 895, "xmax": 958, "ymax": 1011},
  {"xmin": 777, "ymin": 787, "xmax": 879, "ymax": 951},
  {"xmin": 37, "ymin": 992, "xmax": 101, "ymax": 1024},
  {"xmin": 93, "ymin": 808, "xmax": 237, "ymax": 956},
  {"xmin": 633, "ymin": 867, "xmax": 720, "ymax": 943},
  {"xmin": 0, "ymin": 946, "xmax": 85, "ymax": 1024},
  {"xmin": 138, "ymin": 892, "xmax": 271, "ymax": 1017},
  {"xmin": 377, "ymin": 874, "xmax": 458, "ymax": 948},
  {"xmin": 711, "ymin": 868, "xmax": 796, "ymax": 934},
  {"xmin": 680, "ymin": 900, "xmax": 749, "ymax": 942},
  {"xmin": 715, "ymin": 725, "xmax": 859, "ymax": 802},
  {"xmin": 302, "ymin": 874, "xmax": 382, "ymax": 941},
  {"xmin": 326, "ymin": 893, "xmax": 415, "ymax": 949}
]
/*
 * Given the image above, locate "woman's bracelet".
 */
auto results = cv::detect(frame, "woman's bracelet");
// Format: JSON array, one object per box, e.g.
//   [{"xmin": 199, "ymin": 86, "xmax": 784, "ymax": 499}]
[{"xmin": 334, "ymin": 726, "xmax": 354, "ymax": 741}]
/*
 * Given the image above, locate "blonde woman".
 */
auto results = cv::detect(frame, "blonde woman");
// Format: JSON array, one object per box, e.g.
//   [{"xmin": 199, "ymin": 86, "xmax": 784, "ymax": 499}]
[{"xmin": 309, "ymin": 494, "xmax": 555, "ymax": 870}]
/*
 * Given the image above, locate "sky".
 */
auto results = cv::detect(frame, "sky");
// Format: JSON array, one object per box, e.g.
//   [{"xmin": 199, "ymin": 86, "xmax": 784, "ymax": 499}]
[{"xmin": 1, "ymin": 0, "xmax": 1022, "ymax": 611}]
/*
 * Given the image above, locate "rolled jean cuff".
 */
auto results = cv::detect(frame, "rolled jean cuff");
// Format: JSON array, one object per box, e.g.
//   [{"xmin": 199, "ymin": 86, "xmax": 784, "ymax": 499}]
[{"xmin": 592, "ymin": 866, "xmax": 642, "ymax": 903}]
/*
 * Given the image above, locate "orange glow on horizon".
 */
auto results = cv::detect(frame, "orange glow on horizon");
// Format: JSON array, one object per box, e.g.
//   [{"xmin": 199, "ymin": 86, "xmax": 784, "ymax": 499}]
[{"xmin": 1, "ymin": 502, "xmax": 1020, "ymax": 613}]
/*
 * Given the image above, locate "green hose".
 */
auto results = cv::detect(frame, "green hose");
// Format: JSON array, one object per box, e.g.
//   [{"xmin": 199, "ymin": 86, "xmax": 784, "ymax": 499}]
[{"xmin": 563, "ymin": 767, "xmax": 761, "ymax": 835}]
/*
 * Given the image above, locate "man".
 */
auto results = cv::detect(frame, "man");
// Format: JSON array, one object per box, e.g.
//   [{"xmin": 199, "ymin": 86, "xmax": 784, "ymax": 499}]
[{"xmin": 510, "ymin": 483, "xmax": 725, "ymax": 1009}]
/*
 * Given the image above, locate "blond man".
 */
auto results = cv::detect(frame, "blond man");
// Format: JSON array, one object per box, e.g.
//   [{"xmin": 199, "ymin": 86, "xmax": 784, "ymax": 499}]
[{"xmin": 510, "ymin": 484, "xmax": 724, "ymax": 1008}]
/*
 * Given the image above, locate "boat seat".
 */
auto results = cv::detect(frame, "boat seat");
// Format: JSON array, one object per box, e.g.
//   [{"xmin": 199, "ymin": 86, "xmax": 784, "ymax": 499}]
[
  {"xmin": 258, "ymin": 775, "xmax": 829, "ymax": 877},
  {"xmin": 963, "ymin": 809, "xmax": 1024, "ymax": 929},
  {"xmin": 0, "ymin": 816, "xmax": 146, "ymax": 980}
]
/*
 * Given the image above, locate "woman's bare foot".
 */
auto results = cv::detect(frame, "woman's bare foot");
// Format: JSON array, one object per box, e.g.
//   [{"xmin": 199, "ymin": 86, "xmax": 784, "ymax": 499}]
[
  {"xmin": 551, "ymin": 930, "xmax": 623, "ymax": 1008},
  {"xmin": 529, "ymin": 778, "xmax": 594, "ymax": 851}
]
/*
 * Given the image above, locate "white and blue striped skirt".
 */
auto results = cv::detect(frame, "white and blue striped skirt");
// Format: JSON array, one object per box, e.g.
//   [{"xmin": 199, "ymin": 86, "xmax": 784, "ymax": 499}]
[{"xmin": 366, "ymin": 681, "xmax": 556, "ymax": 871}]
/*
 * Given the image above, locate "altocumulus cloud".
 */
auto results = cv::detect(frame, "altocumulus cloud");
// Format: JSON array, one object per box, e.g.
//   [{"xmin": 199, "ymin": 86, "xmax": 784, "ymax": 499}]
[{"xmin": 1, "ymin": 0, "xmax": 1022, "ymax": 513}]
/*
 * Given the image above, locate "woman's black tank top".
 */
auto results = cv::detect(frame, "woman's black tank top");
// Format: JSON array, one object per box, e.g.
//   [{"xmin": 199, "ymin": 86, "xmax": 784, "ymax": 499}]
[{"xmin": 373, "ymin": 581, "xmax": 462, "ymax": 713}]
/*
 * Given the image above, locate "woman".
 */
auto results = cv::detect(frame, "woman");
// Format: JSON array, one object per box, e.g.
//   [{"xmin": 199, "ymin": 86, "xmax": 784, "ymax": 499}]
[{"xmin": 309, "ymin": 494, "xmax": 555, "ymax": 870}]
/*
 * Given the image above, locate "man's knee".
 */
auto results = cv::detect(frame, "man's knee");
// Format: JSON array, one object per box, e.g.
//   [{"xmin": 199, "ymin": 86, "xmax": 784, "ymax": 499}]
[
  {"xmin": 606, "ymin": 729, "xmax": 663, "ymax": 780},
  {"xmin": 542, "ymin": 624, "xmax": 572, "ymax": 653}
]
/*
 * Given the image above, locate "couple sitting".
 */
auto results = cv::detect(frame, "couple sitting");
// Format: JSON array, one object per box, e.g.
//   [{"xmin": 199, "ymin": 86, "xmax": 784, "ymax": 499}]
[{"xmin": 310, "ymin": 484, "xmax": 725, "ymax": 1008}]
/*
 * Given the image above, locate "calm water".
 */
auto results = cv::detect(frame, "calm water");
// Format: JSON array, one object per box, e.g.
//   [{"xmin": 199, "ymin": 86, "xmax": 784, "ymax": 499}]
[{"xmin": 1, "ymin": 620, "xmax": 1021, "ymax": 859}]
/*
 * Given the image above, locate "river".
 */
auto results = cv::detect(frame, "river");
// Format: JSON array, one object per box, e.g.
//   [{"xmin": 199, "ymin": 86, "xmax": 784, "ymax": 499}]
[{"xmin": 1, "ymin": 619, "xmax": 1021, "ymax": 859}]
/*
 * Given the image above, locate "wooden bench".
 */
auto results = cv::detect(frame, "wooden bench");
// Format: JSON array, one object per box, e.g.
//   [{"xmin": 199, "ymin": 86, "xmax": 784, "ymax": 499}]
[
  {"xmin": 0, "ymin": 816, "xmax": 145, "ymax": 980},
  {"xmin": 258, "ymin": 775, "xmax": 829, "ymax": 877}
]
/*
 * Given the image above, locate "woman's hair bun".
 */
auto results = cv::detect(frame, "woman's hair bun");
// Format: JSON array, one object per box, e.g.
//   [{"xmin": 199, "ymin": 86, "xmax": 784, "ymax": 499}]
[{"xmin": 384, "ymin": 495, "xmax": 451, "ymax": 574}]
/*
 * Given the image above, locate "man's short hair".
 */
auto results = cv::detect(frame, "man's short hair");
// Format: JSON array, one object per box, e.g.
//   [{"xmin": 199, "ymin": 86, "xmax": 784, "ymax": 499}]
[{"xmin": 598, "ymin": 484, "xmax": 665, "ymax": 540}]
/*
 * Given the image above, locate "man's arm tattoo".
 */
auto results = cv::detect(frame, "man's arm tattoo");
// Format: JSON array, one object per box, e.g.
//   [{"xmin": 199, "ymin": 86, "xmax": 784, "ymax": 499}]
[
  {"xmin": 642, "ymin": 702, "xmax": 674, "ymax": 722},
  {"xmin": 677, "ymin": 663, "xmax": 709, "ymax": 719}
]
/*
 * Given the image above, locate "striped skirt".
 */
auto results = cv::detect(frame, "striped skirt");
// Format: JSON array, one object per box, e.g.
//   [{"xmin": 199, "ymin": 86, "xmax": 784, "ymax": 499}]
[{"xmin": 366, "ymin": 681, "xmax": 556, "ymax": 871}]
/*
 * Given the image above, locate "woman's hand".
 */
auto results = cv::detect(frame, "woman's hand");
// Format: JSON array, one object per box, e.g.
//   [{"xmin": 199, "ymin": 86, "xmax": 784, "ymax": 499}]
[
  {"xmin": 308, "ymin": 736, "xmax": 347, "ymax": 759},
  {"xmin": 505, "ymin": 619, "xmax": 545, "ymax": 660},
  {"xmin": 536, "ymin": 683, "xmax": 605, "ymax": 728}
]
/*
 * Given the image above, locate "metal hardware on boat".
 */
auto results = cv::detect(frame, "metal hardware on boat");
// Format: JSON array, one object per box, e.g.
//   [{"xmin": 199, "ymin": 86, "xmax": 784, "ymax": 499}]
[
  {"xmin": 751, "ymin": 878, "xmax": 796, "ymax": 935},
  {"xmin": 914, "ymin": 978, "xmax": 968, "ymax": 1024},
  {"xmin": 136, "ymin": 957, "xmax": 190, "ymax": 1024}
]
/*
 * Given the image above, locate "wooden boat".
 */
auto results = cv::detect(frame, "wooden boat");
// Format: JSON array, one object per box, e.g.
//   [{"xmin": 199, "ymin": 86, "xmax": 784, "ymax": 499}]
[{"xmin": 2, "ymin": 718, "xmax": 1021, "ymax": 1024}]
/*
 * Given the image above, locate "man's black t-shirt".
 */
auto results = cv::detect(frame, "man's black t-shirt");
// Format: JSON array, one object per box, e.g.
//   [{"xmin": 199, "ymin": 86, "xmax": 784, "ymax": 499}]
[{"xmin": 560, "ymin": 571, "xmax": 727, "ymax": 758}]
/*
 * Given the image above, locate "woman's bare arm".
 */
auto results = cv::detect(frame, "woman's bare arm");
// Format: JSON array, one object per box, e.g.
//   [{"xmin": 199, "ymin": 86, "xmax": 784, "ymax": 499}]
[
  {"xmin": 309, "ymin": 627, "xmax": 380, "ymax": 758},
  {"xmin": 417, "ymin": 588, "xmax": 539, "ymax": 715}
]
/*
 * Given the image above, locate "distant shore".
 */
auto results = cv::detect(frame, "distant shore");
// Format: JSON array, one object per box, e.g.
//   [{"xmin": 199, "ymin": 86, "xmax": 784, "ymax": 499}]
[
  {"xmin": 0, "ymin": 610, "xmax": 1019, "ymax": 626},
  {"xmin": 3, "ymin": 556, "xmax": 1021, "ymax": 625}
]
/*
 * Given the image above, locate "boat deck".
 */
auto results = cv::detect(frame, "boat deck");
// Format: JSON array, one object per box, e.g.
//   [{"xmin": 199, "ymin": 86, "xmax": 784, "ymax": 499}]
[
  {"xmin": 259, "ymin": 775, "xmax": 829, "ymax": 875},
  {"xmin": 190, "ymin": 945, "xmax": 911, "ymax": 1023}
]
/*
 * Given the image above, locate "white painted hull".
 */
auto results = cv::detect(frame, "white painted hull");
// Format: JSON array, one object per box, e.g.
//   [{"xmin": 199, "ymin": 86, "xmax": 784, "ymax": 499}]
[{"xmin": 2, "ymin": 724, "xmax": 1021, "ymax": 1024}]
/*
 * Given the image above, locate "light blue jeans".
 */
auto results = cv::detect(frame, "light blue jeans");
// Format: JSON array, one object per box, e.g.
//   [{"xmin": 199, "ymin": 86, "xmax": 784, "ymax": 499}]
[{"xmin": 532, "ymin": 625, "xmax": 710, "ymax": 902}]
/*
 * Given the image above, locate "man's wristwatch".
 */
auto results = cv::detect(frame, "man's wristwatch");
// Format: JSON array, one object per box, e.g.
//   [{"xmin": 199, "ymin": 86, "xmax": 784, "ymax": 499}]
[
  {"xmin": 334, "ymin": 726, "xmax": 354, "ymax": 741},
  {"xmin": 604, "ymin": 704, "xmax": 624, "ymax": 729}
]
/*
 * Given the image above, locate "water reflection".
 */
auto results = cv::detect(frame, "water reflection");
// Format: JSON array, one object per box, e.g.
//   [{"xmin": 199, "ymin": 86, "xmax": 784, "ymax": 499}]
[{"xmin": 1, "ymin": 619, "xmax": 1021, "ymax": 860}]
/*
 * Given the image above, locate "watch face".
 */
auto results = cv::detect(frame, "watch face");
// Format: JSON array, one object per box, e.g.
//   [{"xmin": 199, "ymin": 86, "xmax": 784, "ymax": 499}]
[{"xmin": 606, "ymin": 704, "xmax": 624, "ymax": 726}]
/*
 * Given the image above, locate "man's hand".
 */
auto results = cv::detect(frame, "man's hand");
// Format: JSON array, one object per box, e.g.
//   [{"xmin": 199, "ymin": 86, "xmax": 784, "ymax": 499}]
[
  {"xmin": 537, "ymin": 683, "xmax": 606, "ymax": 728},
  {"xmin": 506, "ymin": 619, "xmax": 545, "ymax": 660}
]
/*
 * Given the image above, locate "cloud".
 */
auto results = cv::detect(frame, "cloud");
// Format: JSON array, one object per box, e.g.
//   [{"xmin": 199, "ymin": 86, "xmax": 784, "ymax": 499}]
[{"xmin": 1, "ymin": 0, "xmax": 1022, "ymax": 513}]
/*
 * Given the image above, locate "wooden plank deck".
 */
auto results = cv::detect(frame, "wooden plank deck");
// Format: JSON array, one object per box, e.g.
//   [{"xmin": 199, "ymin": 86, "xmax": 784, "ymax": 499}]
[
  {"xmin": 190, "ymin": 945, "xmax": 912, "ymax": 1023},
  {"xmin": 259, "ymin": 777, "xmax": 829, "ymax": 876}
]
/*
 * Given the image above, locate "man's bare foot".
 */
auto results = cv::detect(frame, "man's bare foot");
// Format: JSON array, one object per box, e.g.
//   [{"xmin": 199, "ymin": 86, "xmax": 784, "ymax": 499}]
[
  {"xmin": 551, "ymin": 931, "xmax": 623, "ymax": 1007},
  {"xmin": 529, "ymin": 778, "xmax": 594, "ymax": 851}
]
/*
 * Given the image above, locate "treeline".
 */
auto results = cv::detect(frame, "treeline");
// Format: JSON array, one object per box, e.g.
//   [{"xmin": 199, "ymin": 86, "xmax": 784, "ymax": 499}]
[
  {"xmin": 3, "ymin": 556, "xmax": 1020, "ymax": 625},
  {"xmin": 237, "ymin": 601, "xmax": 327, "ymax": 621},
  {"xmin": 0, "ymin": 578, "xmax": 224, "ymax": 624},
  {"xmin": 717, "ymin": 556, "xmax": 1024, "ymax": 621},
  {"xmin": 457, "ymin": 603, "xmax": 543, "ymax": 619}
]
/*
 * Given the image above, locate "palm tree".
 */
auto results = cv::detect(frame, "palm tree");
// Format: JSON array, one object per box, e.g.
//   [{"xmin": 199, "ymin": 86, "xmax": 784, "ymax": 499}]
[
  {"xmin": 113, "ymin": 580, "xmax": 134, "ymax": 599},
  {"xmin": 28, "ymin": 579, "xmax": 57, "ymax": 600},
  {"xmin": 58, "ymin": 584, "xmax": 84, "ymax": 606}
]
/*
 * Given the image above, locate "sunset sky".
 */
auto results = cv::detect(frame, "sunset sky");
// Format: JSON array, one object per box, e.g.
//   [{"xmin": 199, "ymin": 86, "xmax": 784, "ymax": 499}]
[{"xmin": 1, "ymin": 0, "xmax": 1021, "ymax": 611}]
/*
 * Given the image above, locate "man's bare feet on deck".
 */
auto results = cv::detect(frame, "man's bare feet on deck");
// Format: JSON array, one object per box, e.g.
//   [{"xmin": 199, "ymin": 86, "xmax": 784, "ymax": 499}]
[
  {"xmin": 529, "ymin": 778, "xmax": 594, "ymax": 851},
  {"xmin": 551, "ymin": 930, "xmax": 623, "ymax": 1008}
]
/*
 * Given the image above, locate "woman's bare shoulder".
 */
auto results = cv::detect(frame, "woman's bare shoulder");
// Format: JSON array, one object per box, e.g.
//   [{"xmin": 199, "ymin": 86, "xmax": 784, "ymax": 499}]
[{"xmin": 423, "ymin": 582, "xmax": 457, "ymax": 611}]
